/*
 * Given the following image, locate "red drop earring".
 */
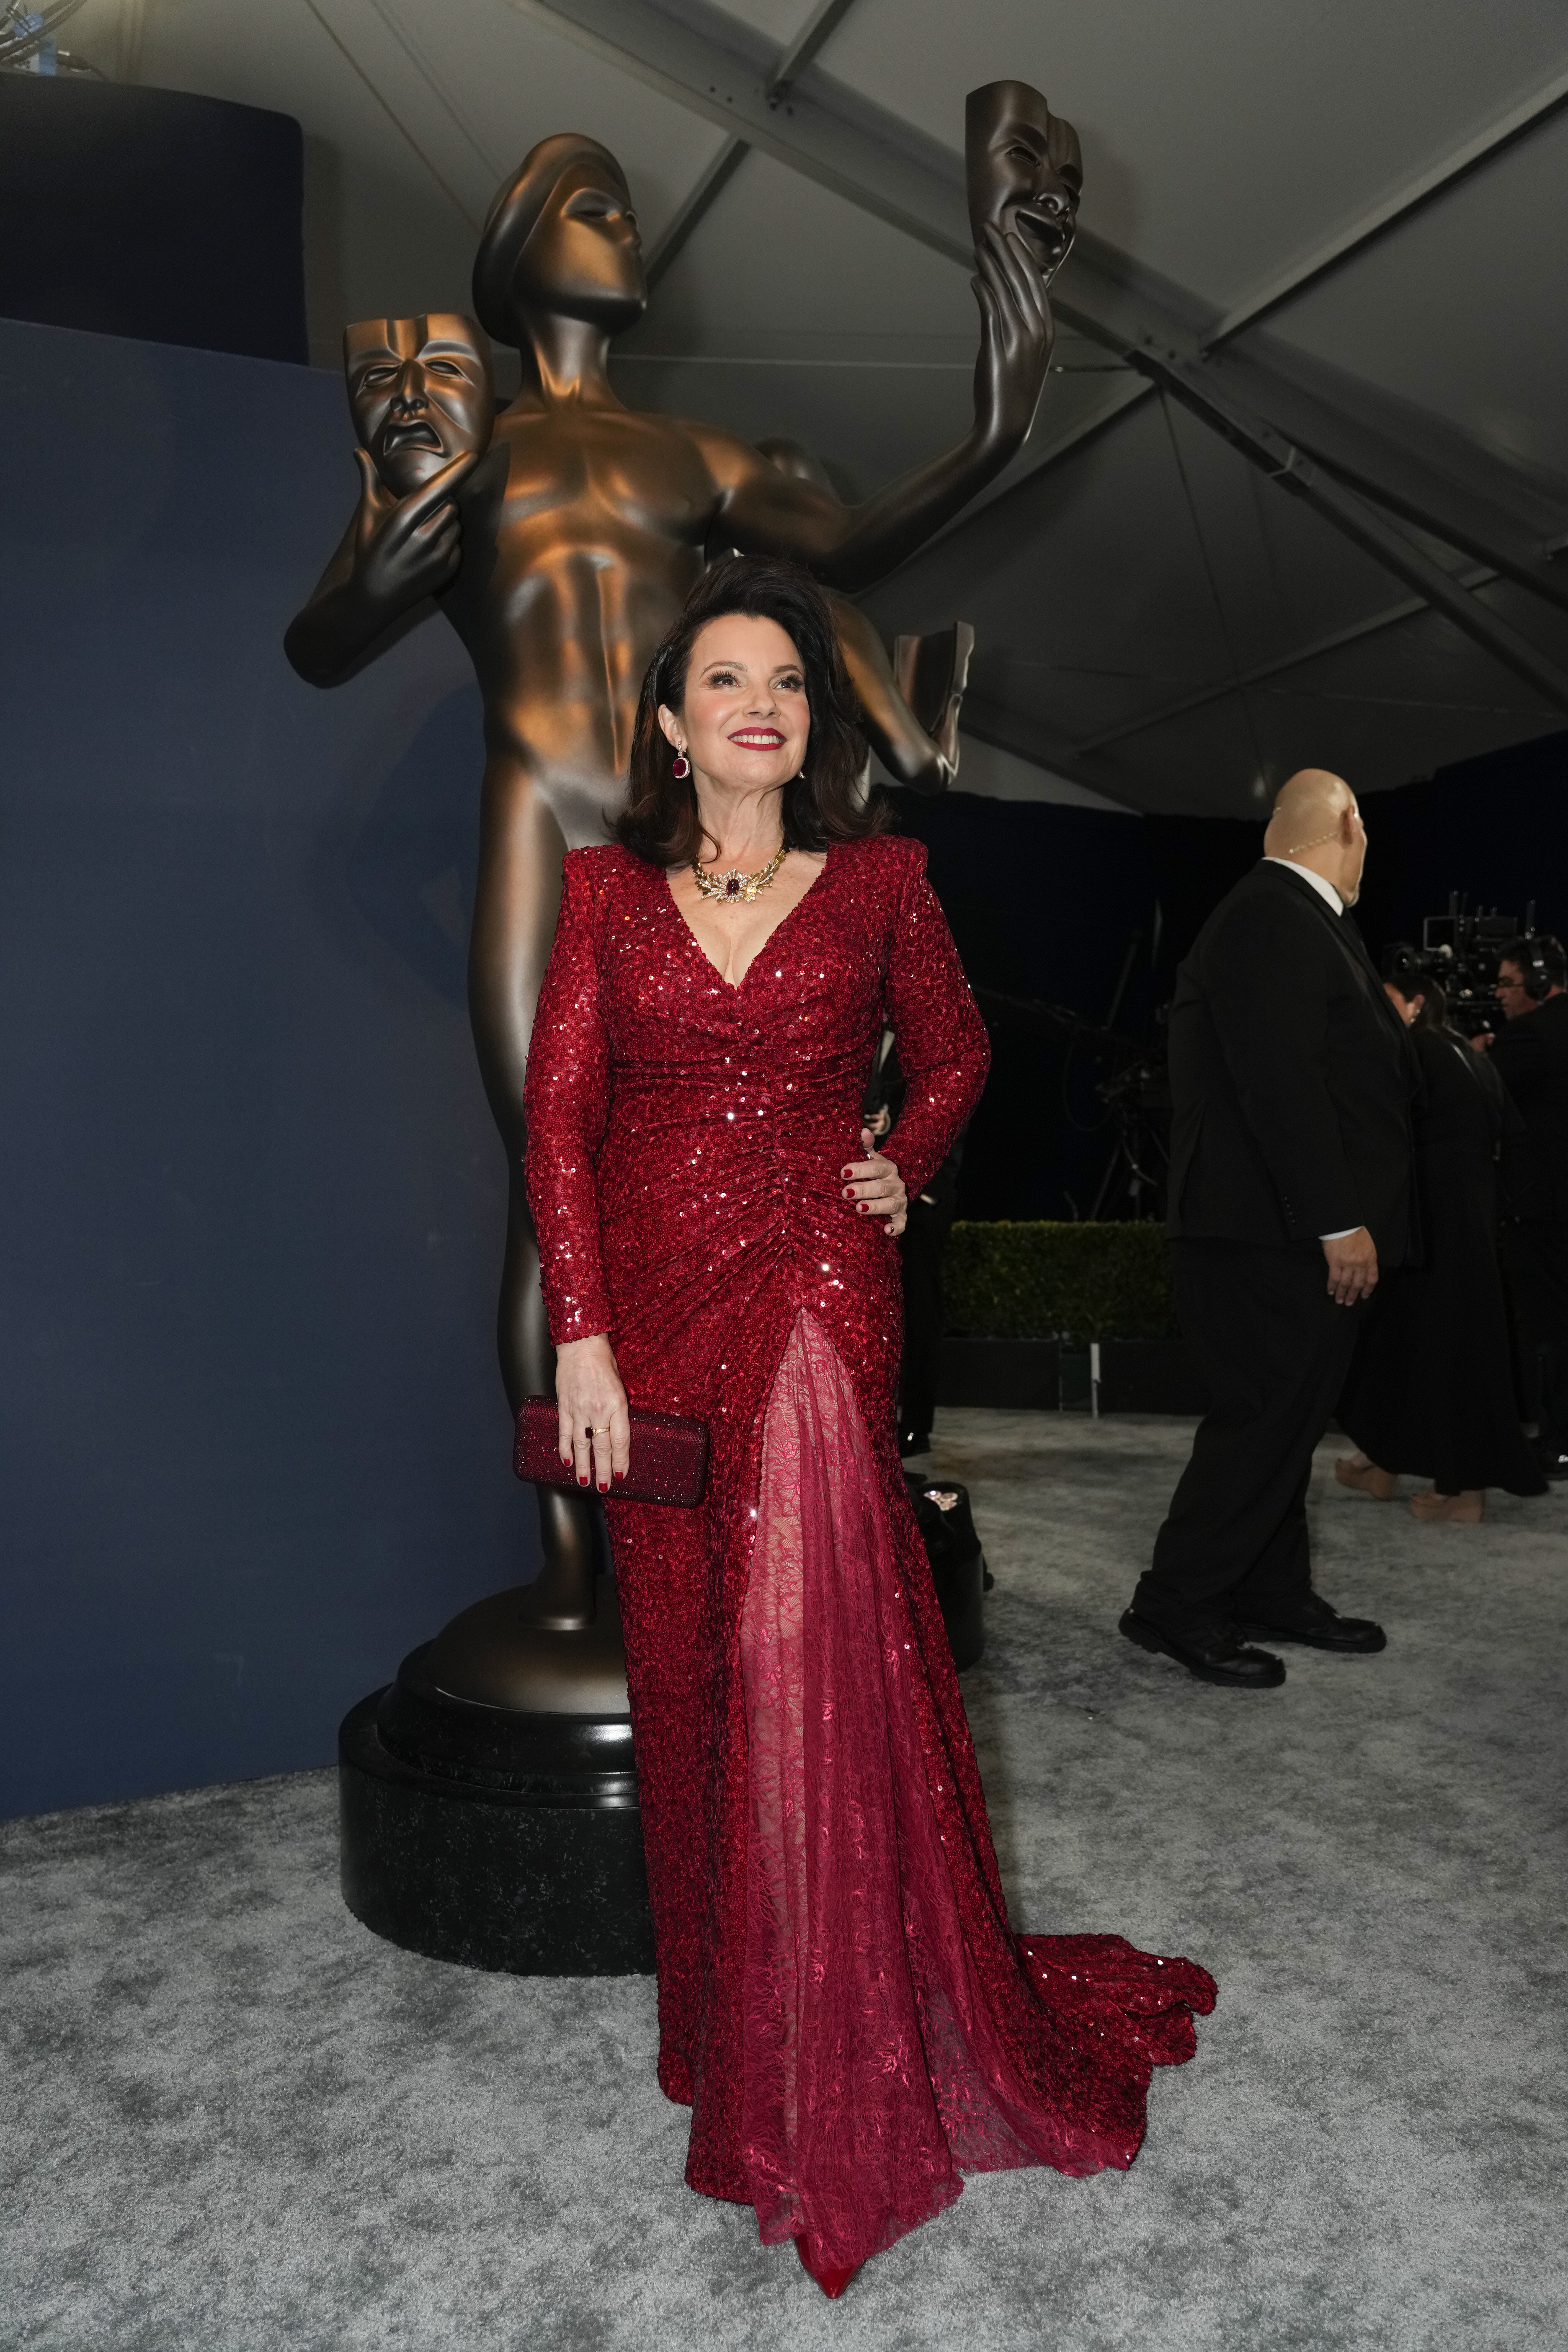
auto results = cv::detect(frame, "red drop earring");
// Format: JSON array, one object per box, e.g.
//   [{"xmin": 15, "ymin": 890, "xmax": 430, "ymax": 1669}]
[{"xmin": 672, "ymin": 751, "xmax": 690, "ymax": 779}]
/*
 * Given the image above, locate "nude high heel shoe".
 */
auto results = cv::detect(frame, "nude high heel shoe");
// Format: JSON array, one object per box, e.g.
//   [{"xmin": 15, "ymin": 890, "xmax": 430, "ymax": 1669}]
[
  {"xmin": 1408, "ymin": 1488, "xmax": 1484, "ymax": 1524},
  {"xmin": 1335, "ymin": 1456, "xmax": 1398, "ymax": 1501}
]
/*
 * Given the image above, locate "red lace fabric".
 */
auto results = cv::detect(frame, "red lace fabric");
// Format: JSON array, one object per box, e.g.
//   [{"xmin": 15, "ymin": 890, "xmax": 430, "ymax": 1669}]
[{"xmin": 524, "ymin": 837, "xmax": 1215, "ymax": 2275}]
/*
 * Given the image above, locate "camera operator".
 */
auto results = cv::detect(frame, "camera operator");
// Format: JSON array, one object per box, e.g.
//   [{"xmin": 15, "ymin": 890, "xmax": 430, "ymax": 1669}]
[
  {"xmin": 1473, "ymin": 934, "xmax": 1568, "ymax": 1477},
  {"xmin": 1336, "ymin": 955, "xmax": 1545, "ymax": 1520}
]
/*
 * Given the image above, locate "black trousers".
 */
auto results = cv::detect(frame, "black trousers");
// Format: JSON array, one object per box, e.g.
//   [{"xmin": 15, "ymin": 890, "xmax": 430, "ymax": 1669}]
[
  {"xmin": 1134, "ymin": 1238, "xmax": 1366, "ymax": 1632},
  {"xmin": 897, "ymin": 1194, "xmax": 952, "ymax": 1439},
  {"xmin": 1503, "ymin": 1220, "xmax": 1568, "ymax": 1446}
]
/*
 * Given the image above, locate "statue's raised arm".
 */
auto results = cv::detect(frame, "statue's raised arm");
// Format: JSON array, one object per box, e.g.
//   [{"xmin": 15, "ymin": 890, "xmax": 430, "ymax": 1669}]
[{"xmin": 708, "ymin": 81, "xmax": 1081, "ymax": 591}]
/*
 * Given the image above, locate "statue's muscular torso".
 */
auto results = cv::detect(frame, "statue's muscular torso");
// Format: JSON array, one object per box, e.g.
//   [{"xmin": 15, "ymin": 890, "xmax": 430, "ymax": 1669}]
[{"xmin": 443, "ymin": 399, "xmax": 747, "ymax": 847}]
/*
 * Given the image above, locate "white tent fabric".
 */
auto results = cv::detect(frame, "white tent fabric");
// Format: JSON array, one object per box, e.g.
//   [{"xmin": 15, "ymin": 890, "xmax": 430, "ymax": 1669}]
[{"xmin": 54, "ymin": 0, "xmax": 1568, "ymax": 811}]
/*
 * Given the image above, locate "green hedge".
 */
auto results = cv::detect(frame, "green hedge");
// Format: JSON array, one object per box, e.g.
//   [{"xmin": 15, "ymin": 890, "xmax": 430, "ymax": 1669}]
[{"xmin": 942, "ymin": 1220, "xmax": 1176, "ymax": 1341}]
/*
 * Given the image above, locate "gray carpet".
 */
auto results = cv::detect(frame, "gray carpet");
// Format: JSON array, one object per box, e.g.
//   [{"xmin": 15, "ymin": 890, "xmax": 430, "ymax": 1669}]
[{"xmin": 4, "ymin": 1411, "xmax": 1566, "ymax": 2352}]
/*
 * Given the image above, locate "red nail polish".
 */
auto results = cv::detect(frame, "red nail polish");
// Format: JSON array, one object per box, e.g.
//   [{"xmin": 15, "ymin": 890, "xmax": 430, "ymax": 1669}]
[
  {"xmin": 598, "ymin": 1480, "xmax": 609, "ymax": 1492},
  {"xmin": 614, "ymin": 1469, "xmax": 627, "ymax": 1481},
  {"xmin": 578, "ymin": 1474, "xmax": 589, "ymax": 1486},
  {"xmin": 560, "ymin": 1455, "xmax": 572, "ymax": 1467}
]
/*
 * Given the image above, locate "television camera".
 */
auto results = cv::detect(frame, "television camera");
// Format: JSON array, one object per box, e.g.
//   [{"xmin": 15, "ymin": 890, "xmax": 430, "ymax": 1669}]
[{"xmin": 1386, "ymin": 894, "xmax": 1546, "ymax": 1037}]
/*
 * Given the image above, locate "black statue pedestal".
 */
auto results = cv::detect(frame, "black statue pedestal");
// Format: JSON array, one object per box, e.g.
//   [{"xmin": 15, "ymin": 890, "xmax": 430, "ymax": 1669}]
[{"xmin": 338, "ymin": 1570, "xmax": 655, "ymax": 1975}]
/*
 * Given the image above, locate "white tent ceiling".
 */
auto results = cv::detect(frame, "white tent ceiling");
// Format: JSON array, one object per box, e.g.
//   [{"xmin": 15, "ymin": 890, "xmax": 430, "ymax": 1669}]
[{"xmin": 55, "ymin": 0, "xmax": 1568, "ymax": 812}]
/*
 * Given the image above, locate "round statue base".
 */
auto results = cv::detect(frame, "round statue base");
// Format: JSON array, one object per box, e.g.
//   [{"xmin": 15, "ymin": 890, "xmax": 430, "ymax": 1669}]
[{"xmin": 338, "ymin": 1576, "xmax": 655, "ymax": 1975}]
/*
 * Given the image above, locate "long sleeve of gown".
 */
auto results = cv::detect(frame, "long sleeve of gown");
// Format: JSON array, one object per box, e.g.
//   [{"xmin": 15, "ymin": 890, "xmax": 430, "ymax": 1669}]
[
  {"xmin": 523, "ymin": 853, "xmax": 615, "ymax": 1345},
  {"xmin": 882, "ymin": 842, "xmax": 990, "ymax": 1197}
]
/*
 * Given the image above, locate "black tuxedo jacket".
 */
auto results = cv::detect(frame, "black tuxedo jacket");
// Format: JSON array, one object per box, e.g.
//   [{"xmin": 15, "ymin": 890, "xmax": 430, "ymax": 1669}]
[
  {"xmin": 1166, "ymin": 861, "xmax": 1418, "ymax": 1261},
  {"xmin": 1488, "ymin": 991, "xmax": 1568, "ymax": 1222}
]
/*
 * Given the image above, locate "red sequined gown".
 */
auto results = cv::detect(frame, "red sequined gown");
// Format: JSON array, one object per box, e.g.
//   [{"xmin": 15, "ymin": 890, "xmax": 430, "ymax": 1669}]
[{"xmin": 524, "ymin": 834, "xmax": 1215, "ymax": 2274}]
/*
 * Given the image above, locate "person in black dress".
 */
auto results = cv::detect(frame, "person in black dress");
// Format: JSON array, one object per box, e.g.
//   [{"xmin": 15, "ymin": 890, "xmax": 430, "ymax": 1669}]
[{"xmin": 1336, "ymin": 957, "xmax": 1546, "ymax": 1522}]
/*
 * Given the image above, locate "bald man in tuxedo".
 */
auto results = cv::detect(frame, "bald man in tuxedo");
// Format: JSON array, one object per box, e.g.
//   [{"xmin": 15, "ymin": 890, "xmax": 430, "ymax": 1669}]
[{"xmin": 1122, "ymin": 771, "xmax": 1418, "ymax": 1687}]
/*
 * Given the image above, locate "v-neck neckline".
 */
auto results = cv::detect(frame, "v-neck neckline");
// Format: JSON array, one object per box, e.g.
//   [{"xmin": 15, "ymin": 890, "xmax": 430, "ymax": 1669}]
[{"xmin": 661, "ymin": 844, "xmax": 834, "ymax": 994}]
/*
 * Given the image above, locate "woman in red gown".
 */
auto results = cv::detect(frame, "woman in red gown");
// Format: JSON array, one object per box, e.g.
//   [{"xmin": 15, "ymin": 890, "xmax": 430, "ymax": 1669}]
[{"xmin": 524, "ymin": 557, "xmax": 1214, "ymax": 2293}]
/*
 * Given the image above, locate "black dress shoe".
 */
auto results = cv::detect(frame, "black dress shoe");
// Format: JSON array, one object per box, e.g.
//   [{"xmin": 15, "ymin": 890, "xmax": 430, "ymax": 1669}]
[
  {"xmin": 1119, "ymin": 1609, "xmax": 1286, "ymax": 1687},
  {"xmin": 898, "ymin": 1428, "xmax": 931, "ymax": 1458},
  {"xmin": 1232, "ymin": 1599, "xmax": 1386, "ymax": 1653},
  {"xmin": 1532, "ymin": 1438, "xmax": 1568, "ymax": 1480}
]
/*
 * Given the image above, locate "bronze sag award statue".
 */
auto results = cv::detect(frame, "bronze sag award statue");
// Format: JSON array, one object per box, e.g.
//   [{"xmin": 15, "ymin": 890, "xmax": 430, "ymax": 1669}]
[{"xmin": 291, "ymin": 80, "xmax": 1080, "ymax": 1968}]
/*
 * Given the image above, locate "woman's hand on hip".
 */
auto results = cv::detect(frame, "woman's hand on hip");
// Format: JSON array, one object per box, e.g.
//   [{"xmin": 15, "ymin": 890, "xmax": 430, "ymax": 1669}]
[
  {"xmin": 554, "ymin": 1335, "xmax": 631, "ymax": 1492},
  {"xmin": 842, "ymin": 1126, "xmax": 908, "ymax": 1237}
]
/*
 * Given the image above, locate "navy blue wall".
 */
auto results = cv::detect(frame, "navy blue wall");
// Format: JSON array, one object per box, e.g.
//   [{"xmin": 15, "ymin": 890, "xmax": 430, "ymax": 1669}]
[
  {"xmin": 0, "ymin": 76, "xmax": 307, "ymax": 363},
  {"xmin": 0, "ymin": 317, "xmax": 537, "ymax": 1818}
]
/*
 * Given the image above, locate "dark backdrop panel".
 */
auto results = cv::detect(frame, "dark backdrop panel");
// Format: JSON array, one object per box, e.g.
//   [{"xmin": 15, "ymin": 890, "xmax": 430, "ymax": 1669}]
[
  {"xmin": 0, "ymin": 317, "xmax": 533, "ymax": 1818},
  {"xmin": 898, "ymin": 741, "xmax": 1565, "ymax": 1220},
  {"xmin": 1142, "ymin": 815, "xmax": 1265, "ymax": 977},
  {"xmin": 0, "ymin": 75, "xmax": 307, "ymax": 363},
  {"xmin": 1142, "ymin": 745, "xmax": 1565, "ymax": 979},
  {"xmin": 891, "ymin": 792, "xmax": 1155, "ymax": 1219},
  {"xmin": 1355, "ymin": 732, "xmax": 1566, "ymax": 953}
]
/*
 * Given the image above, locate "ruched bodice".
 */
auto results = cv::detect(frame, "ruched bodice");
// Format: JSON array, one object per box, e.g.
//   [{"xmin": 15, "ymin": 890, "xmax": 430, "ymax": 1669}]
[{"xmin": 526, "ymin": 836, "xmax": 978, "ymax": 1420}]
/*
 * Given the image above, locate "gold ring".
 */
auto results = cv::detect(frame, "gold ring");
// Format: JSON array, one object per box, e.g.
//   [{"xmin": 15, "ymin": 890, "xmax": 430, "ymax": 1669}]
[{"xmin": 590, "ymin": 1424, "xmax": 611, "ymax": 1434}]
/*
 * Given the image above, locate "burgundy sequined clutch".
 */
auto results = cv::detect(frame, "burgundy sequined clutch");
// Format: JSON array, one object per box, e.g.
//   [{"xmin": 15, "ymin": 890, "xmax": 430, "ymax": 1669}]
[{"xmin": 513, "ymin": 1395, "xmax": 710, "ymax": 1507}]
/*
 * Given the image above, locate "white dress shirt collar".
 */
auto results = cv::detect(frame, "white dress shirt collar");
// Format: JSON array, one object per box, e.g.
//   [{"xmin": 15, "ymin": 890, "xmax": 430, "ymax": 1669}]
[{"xmin": 1262, "ymin": 856, "xmax": 1343, "ymax": 916}]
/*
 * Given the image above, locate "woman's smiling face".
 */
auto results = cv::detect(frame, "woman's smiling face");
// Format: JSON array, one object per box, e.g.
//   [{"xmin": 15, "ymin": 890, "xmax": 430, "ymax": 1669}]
[{"xmin": 660, "ymin": 614, "xmax": 812, "ymax": 797}]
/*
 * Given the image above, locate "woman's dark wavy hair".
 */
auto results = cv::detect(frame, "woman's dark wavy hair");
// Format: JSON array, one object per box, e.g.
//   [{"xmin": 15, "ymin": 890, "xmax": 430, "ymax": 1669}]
[{"xmin": 617, "ymin": 554, "xmax": 881, "ymax": 867}]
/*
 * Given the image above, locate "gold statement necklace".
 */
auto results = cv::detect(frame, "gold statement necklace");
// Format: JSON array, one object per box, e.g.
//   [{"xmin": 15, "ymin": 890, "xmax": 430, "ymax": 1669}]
[{"xmin": 691, "ymin": 841, "xmax": 789, "ymax": 903}]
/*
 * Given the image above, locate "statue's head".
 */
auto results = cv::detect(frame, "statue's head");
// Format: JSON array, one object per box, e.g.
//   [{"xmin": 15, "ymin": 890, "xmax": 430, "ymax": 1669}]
[
  {"xmin": 965, "ymin": 81, "xmax": 1081, "ymax": 283},
  {"xmin": 343, "ymin": 313, "xmax": 495, "ymax": 496},
  {"xmin": 472, "ymin": 133, "xmax": 645, "ymax": 345}
]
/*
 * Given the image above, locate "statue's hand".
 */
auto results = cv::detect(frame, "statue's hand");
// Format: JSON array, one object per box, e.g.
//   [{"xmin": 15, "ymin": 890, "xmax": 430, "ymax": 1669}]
[
  {"xmin": 970, "ymin": 222, "xmax": 1055, "ymax": 456},
  {"xmin": 346, "ymin": 445, "xmax": 479, "ymax": 617}
]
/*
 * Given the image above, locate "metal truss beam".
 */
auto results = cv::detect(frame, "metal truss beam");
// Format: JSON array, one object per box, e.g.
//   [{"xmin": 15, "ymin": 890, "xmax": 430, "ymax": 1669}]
[
  {"xmin": 1141, "ymin": 365, "xmax": 1568, "ymax": 714},
  {"xmin": 644, "ymin": 135, "xmax": 748, "ymax": 284},
  {"xmin": 771, "ymin": 0, "xmax": 861, "ymax": 93},
  {"xmin": 510, "ymin": 0, "xmax": 974, "ymax": 261},
  {"xmin": 1201, "ymin": 344, "xmax": 1568, "ymax": 611},
  {"xmin": 1070, "ymin": 580, "xmax": 1477, "ymax": 756},
  {"xmin": 642, "ymin": 0, "xmax": 863, "ymax": 285},
  {"xmin": 514, "ymin": 0, "xmax": 1568, "ymax": 701},
  {"xmin": 993, "ymin": 237, "xmax": 1568, "ymax": 618},
  {"xmin": 301, "ymin": 0, "xmax": 485, "ymax": 231},
  {"xmin": 1204, "ymin": 66, "xmax": 1568, "ymax": 348}
]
